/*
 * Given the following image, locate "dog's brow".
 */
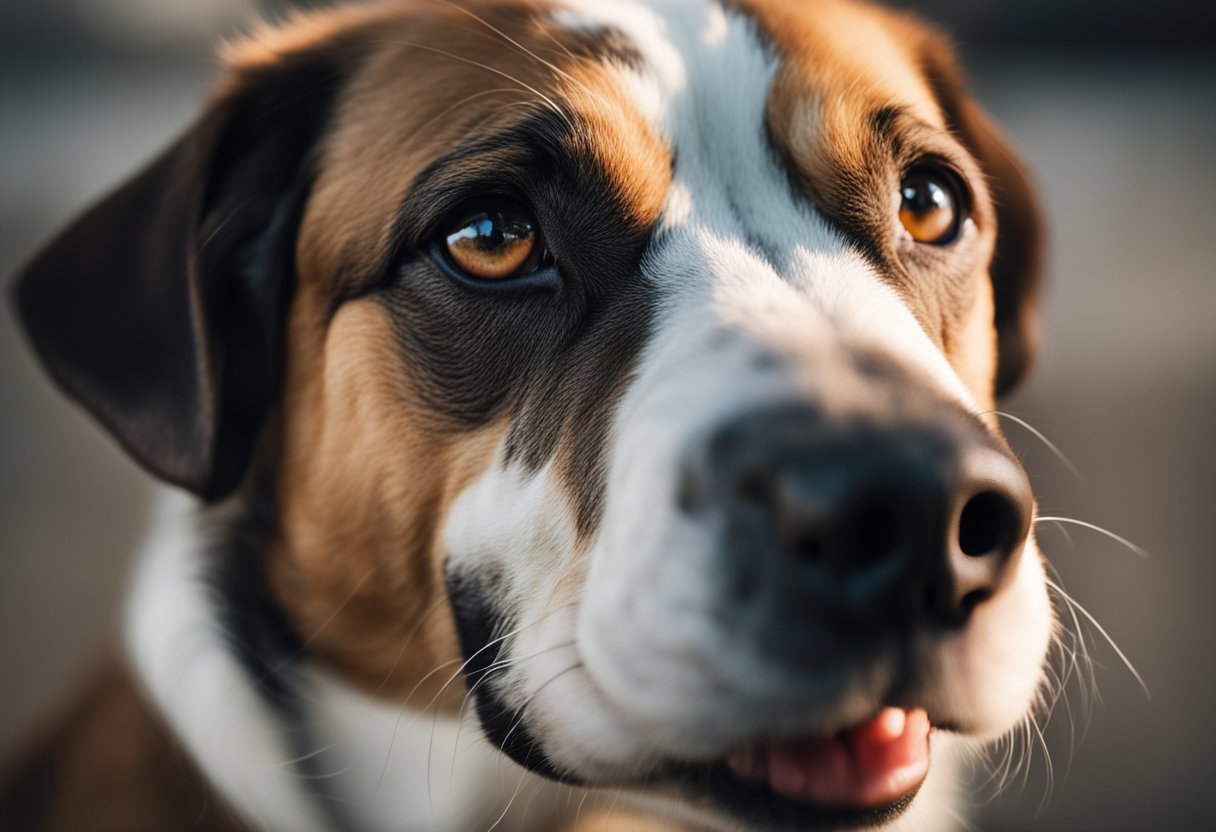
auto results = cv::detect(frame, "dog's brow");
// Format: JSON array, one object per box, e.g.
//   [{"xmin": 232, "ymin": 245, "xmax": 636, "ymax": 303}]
[
  {"xmin": 387, "ymin": 109, "xmax": 581, "ymax": 261},
  {"xmin": 870, "ymin": 105, "xmax": 910, "ymax": 150}
]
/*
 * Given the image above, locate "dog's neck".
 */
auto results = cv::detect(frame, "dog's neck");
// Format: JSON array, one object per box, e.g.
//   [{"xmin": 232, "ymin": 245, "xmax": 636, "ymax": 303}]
[{"xmin": 124, "ymin": 490, "xmax": 564, "ymax": 832}]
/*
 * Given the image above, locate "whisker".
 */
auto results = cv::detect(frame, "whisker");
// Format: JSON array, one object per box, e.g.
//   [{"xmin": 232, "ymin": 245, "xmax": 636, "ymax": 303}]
[
  {"xmin": 1017, "ymin": 717, "xmax": 1034, "ymax": 792},
  {"xmin": 435, "ymin": 0, "xmax": 616, "ymax": 110},
  {"xmin": 406, "ymin": 86, "xmax": 528, "ymax": 140},
  {"xmin": 373, "ymin": 595, "xmax": 451, "ymax": 696},
  {"xmin": 195, "ymin": 199, "xmax": 252, "ymax": 255},
  {"xmin": 298, "ymin": 567, "xmax": 379, "ymax": 649},
  {"xmin": 377, "ymin": 601, "xmax": 578, "ymax": 793},
  {"xmin": 988, "ymin": 410, "xmax": 1085, "ymax": 481},
  {"xmin": 479, "ymin": 768, "xmax": 527, "ymax": 832},
  {"xmin": 1028, "ymin": 711, "xmax": 1055, "ymax": 816},
  {"xmin": 1045, "ymin": 561, "xmax": 1098, "ymax": 719},
  {"xmin": 370, "ymin": 39, "xmax": 572, "ymax": 129},
  {"xmin": 519, "ymin": 778, "xmax": 548, "ymax": 830},
  {"xmin": 437, "ymin": 4, "xmax": 569, "ymax": 68},
  {"xmin": 492, "ymin": 661, "xmax": 584, "ymax": 781},
  {"xmin": 537, "ymin": 22, "xmax": 582, "ymax": 63},
  {"xmin": 1035, "ymin": 516, "xmax": 1150, "ymax": 560},
  {"xmin": 573, "ymin": 787, "xmax": 592, "ymax": 827},
  {"xmin": 257, "ymin": 741, "xmax": 338, "ymax": 770},
  {"xmin": 290, "ymin": 756, "xmax": 359, "ymax": 781},
  {"xmin": 1045, "ymin": 577, "xmax": 1150, "ymax": 699},
  {"xmin": 448, "ymin": 637, "xmax": 578, "ymax": 788}
]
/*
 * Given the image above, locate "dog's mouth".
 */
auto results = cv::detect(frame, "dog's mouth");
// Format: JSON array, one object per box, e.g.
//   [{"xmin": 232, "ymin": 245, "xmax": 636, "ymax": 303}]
[
  {"xmin": 664, "ymin": 707, "xmax": 931, "ymax": 828},
  {"xmin": 723, "ymin": 707, "xmax": 931, "ymax": 809}
]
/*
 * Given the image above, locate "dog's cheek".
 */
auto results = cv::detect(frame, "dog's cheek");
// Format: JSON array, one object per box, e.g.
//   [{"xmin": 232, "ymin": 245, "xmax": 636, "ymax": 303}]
[
  {"xmin": 440, "ymin": 457, "xmax": 602, "ymax": 742},
  {"xmin": 945, "ymin": 271, "xmax": 1000, "ymax": 411},
  {"xmin": 270, "ymin": 298, "xmax": 503, "ymax": 704}
]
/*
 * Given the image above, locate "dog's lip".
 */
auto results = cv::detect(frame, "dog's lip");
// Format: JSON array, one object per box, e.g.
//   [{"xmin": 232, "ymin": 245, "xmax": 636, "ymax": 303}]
[{"xmin": 718, "ymin": 707, "xmax": 931, "ymax": 812}]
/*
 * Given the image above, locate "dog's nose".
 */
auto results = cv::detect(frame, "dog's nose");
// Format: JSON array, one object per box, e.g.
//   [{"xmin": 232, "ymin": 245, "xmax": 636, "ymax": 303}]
[{"xmin": 680, "ymin": 404, "xmax": 1033, "ymax": 630}]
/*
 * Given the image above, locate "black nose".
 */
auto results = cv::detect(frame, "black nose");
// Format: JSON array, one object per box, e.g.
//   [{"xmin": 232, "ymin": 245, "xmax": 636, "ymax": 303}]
[{"xmin": 679, "ymin": 404, "xmax": 1033, "ymax": 631}]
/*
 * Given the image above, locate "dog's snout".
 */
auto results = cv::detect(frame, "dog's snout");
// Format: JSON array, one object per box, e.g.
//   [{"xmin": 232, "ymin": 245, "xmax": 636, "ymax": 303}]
[
  {"xmin": 939, "ymin": 447, "xmax": 1034, "ymax": 622},
  {"xmin": 680, "ymin": 404, "xmax": 1033, "ymax": 635}
]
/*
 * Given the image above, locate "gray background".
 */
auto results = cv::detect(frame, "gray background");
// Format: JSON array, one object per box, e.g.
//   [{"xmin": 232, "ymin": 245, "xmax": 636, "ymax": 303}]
[{"xmin": 2, "ymin": 1, "xmax": 1213, "ymax": 830}]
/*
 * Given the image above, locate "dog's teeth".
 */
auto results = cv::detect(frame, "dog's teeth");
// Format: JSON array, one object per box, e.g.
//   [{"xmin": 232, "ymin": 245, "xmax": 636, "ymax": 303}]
[{"xmin": 871, "ymin": 707, "xmax": 907, "ymax": 741}]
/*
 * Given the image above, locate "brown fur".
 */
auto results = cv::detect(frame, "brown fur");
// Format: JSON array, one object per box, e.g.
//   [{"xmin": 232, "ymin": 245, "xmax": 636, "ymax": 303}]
[
  {"xmin": 0, "ymin": 657, "xmax": 246, "ymax": 832},
  {"xmin": 736, "ymin": 0, "xmax": 1035, "ymax": 408},
  {"xmin": 253, "ymin": 0, "xmax": 668, "ymax": 706},
  {"xmin": 273, "ymin": 298, "xmax": 506, "ymax": 705}
]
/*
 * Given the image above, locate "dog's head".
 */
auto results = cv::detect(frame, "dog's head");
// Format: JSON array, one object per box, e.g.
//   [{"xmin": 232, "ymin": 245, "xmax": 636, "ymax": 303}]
[{"xmin": 14, "ymin": 0, "xmax": 1050, "ymax": 827}]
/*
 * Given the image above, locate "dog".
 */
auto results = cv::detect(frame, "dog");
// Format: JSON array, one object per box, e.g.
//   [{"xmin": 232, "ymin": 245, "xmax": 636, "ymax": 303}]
[{"xmin": 2, "ymin": 0, "xmax": 1052, "ymax": 829}]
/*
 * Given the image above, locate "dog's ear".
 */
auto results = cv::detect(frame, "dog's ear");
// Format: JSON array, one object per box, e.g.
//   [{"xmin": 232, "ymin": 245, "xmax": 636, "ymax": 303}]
[
  {"xmin": 11, "ymin": 44, "xmax": 348, "ymax": 500},
  {"xmin": 920, "ymin": 41, "xmax": 1045, "ymax": 397}
]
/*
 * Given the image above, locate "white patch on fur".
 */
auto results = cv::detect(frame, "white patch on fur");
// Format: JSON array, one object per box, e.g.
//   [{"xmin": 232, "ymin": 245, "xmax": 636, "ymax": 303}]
[
  {"xmin": 125, "ymin": 490, "xmax": 330, "ymax": 832},
  {"xmin": 125, "ymin": 490, "xmax": 567, "ymax": 832},
  {"xmin": 295, "ymin": 670, "xmax": 566, "ymax": 832}
]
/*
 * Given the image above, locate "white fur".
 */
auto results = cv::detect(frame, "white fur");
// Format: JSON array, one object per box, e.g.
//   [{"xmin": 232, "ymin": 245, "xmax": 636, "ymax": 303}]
[
  {"xmin": 125, "ymin": 491, "xmax": 331, "ymax": 832},
  {"xmin": 126, "ymin": 490, "xmax": 571, "ymax": 832}
]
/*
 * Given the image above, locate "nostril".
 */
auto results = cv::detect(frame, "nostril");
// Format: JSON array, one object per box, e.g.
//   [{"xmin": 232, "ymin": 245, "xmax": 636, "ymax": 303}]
[
  {"xmin": 958, "ymin": 490, "xmax": 1018, "ymax": 557},
  {"xmin": 959, "ymin": 588, "xmax": 992, "ymax": 615},
  {"xmin": 792, "ymin": 533, "xmax": 823, "ymax": 564},
  {"xmin": 850, "ymin": 502, "xmax": 904, "ymax": 568},
  {"xmin": 735, "ymin": 467, "xmax": 772, "ymax": 507}
]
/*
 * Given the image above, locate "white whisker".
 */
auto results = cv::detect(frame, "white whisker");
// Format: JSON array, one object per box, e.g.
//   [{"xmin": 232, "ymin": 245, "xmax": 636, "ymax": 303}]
[
  {"xmin": 989, "ymin": 410, "xmax": 1085, "ymax": 481},
  {"xmin": 370, "ymin": 39, "xmax": 572, "ymax": 129},
  {"xmin": 436, "ymin": 0, "xmax": 614, "ymax": 110},
  {"xmin": 1028, "ymin": 711, "xmax": 1054, "ymax": 816},
  {"xmin": 257, "ymin": 742, "xmax": 338, "ymax": 770},
  {"xmin": 1036, "ymin": 516, "xmax": 1149, "ymax": 560},
  {"xmin": 377, "ymin": 600, "xmax": 578, "ymax": 793},
  {"xmin": 1045, "ymin": 577, "xmax": 1149, "ymax": 699}
]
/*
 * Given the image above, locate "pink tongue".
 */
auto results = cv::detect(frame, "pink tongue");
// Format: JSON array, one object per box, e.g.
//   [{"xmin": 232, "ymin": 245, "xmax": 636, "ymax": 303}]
[{"xmin": 727, "ymin": 708, "xmax": 931, "ymax": 810}]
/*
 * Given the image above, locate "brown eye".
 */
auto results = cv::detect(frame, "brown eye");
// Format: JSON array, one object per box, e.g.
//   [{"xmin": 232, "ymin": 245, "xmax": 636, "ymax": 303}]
[
  {"xmin": 441, "ymin": 203, "xmax": 546, "ymax": 280},
  {"xmin": 899, "ymin": 167, "xmax": 964, "ymax": 245}
]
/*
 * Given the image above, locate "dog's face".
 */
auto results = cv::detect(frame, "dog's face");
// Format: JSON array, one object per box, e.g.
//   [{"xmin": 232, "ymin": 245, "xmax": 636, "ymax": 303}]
[{"xmin": 15, "ymin": 0, "xmax": 1051, "ymax": 828}]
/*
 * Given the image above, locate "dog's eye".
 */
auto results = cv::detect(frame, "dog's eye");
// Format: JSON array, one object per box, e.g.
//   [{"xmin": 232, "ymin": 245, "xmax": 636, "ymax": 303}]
[
  {"xmin": 899, "ymin": 167, "xmax": 964, "ymax": 245},
  {"xmin": 439, "ymin": 202, "xmax": 549, "ymax": 281}
]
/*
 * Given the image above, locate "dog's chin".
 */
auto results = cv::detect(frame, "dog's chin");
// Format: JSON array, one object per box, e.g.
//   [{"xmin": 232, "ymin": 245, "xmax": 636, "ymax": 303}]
[{"xmin": 501, "ymin": 654, "xmax": 1040, "ymax": 831}]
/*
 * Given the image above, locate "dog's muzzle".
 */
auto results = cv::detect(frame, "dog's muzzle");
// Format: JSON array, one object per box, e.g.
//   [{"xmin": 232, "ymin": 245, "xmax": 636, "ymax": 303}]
[{"xmin": 677, "ymin": 400, "xmax": 1033, "ymax": 660}]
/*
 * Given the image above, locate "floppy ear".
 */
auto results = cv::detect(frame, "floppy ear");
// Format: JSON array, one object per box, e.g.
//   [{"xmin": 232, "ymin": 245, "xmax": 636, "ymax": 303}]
[
  {"xmin": 11, "ymin": 46, "xmax": 346, "ymax": 500},
  {"xmin": 920, "ymin": 43, "xmax": 1046, "ymax": 397}
]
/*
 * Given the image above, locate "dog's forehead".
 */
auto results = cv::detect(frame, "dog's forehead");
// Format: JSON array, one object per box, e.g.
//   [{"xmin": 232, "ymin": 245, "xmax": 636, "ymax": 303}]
[
  {"xmin": 556, "ymin": 0, "xmax": 945, "ymax": 201},
  {"xmin": 288, "ymin": 0, "xmax": 667, "ymax": 291},
  {"xmin": 547, "ymin": 0, "xmax": 971, "ymax": 322},
  {"xmin": 289, "ymin": 0, "xmax": 950, "ymax": 291}
]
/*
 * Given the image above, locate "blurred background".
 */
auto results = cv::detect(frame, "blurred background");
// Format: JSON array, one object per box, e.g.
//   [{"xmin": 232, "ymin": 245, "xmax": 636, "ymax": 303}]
[{"xmin": 1, "ymin": 1, "xmax": 1213, "ymax": 830}]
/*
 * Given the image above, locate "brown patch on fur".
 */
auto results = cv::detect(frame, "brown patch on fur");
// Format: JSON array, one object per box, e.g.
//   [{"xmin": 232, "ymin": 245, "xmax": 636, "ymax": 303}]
[
  {"xmin": 952, "ymin": 272, "xmax": 1000, "ymax": 410},
  {"xmin": 272, "ymin": 297, "xmax": 505, "ymax": 708},
  {"xmin": 292, "ymin": 0, "xmax": 666, "ymax": 298},
  {"xmin": 0, "ymin": 656, "xmax": 248, "ymax": 832},
  {"xmin": 256, "ymin": 0, "xmax": 669, "ymax": 708}
]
